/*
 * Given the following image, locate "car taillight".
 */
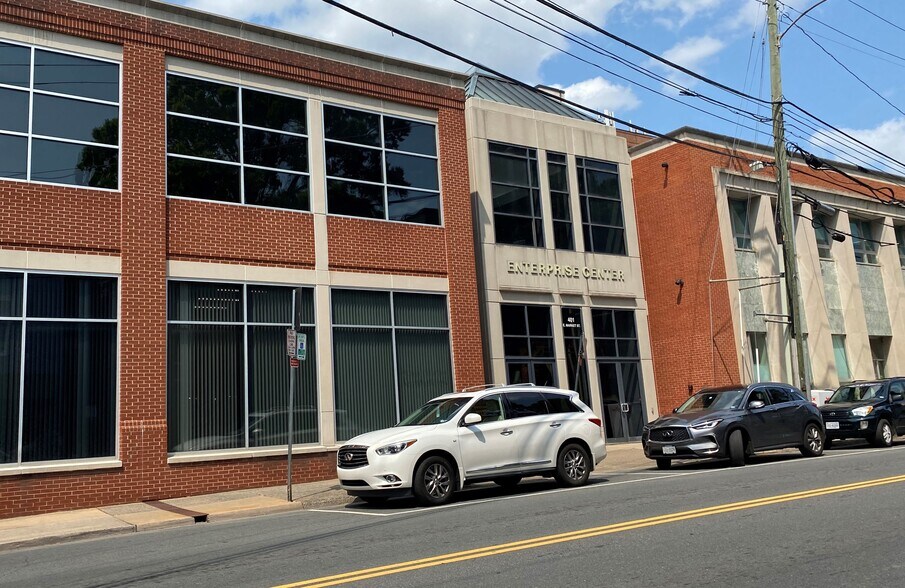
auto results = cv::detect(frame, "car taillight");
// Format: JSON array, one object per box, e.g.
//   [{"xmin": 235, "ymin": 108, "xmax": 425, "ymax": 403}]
[{"xmin": 589, "ymin": 418, "xmax": 602, "ymax": 428}]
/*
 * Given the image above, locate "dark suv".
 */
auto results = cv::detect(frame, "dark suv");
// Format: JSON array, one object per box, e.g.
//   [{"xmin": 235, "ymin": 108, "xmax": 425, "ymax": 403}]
[
  {"xmin": 820, "ymin": 378, "xmax": 905, "ymax": 448},
  {"xmin": 642, "ymin": 382, "xmax": 825, "ymax": 469}
]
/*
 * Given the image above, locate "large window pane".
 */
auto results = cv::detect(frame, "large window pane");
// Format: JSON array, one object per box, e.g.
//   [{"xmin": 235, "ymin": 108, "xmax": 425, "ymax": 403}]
[
  {"xmin": 244, "ymin": 169, "xmax": 310, "ymax": 211},
  {"xmin": 23, "ymin": 322, "xmax": 116, "ymax": 461},
  {"xmin": 325, "ymin": 142, "xmax": 383, "ymax": 183},
  {"xmin": 166, "ymin": 75, "xmax": 237, "ymax": 121},
  {"xmin": 0, "ymin": 42, "xmax": 30, "ymax": 87},
  {"xmin": 0, "ymin": 322, "xmax": 20, "ymax": 464},
  {"xmin": 494, "ymin": 214, "xmax": 537, "ymax": 246},
  {"xmin": 167, "ymin": 324, "xmax": 244, "ymax": 452},
  {"xmin": 247, "ymin": 285, "xmax": 314, "ymax": 325},
  {"xmin": 0, "ymin": 88, "xmax": 29, "ymax": 133},
  {"xmin": 31, "ymin": 138, "xmax": 118, "ymax": 188},
  {"xmin": 0, "ymin": 134, "xmax": 27, "ymax": 180},
  {"xmin": 333, "ymin": 327, "xmax": 395, "ymax": 440},
  {"xmin": 587, "ymin": 198, "xmax": 623, "ymax": 227},
  {"xmin": 490, "ymin": 152, "xmax": 534, "ymax": 186},
  {"xmin": 332, "ymin": 289, "xmax": 391, "ymax": 326},
  {"xmin": 323, "ymin": 105, "xmax": 380, "ymax": 146},
  {"xmin": 34, "ymin": 50, "xmax": 119, "ymax": 102},
  {"xmin": 0, "ymin": 273, "xmax": 23, "ymax": 317},
  {"xmin": 387, "ymin": 188, "xmax": 440, "ymax": 225},
  {"xmin": 167, "ymin": 157, "xmax": 240, "ymax": 202},
  {"xmin": 833, "ymin": 335, "xmax": 851, "ymax": 381},
  {"xmin": 327, "ymin": 179, "xmax": 385, "ymax": 219},
  {"xmin": 491, "ymin": 184, "xmax": 534, "ymax": 216},
  {"xmin": 32, "ymin": 94, "xmax": 118, "ymax": 145},
  {"xmin": 242, "ymin": 88, "xmax": 306, "ymax": 134},
  {"xmin": 243, "ymin": 128, "xmax": 308, "ymax": 172},
  {"xmin": 396, "ymin": 329, "xmax": 452, "ymax": 418},
  {"xmin": 385, "ymin": 152, "xmax": 438, "ymax": 190},
  {"xmin": 167, "ymin": 115, "xmax": 238, "ymax": 161},
  {"xmin": 384, "ymin": 116, "xmax": 436, "ymax": 156},
  {"xmin": 168, "ymin": 281, "xmax": 242, "ymax": 323},
  {"xmin": 584, "ymin": 169, "xmax": 619, "ymax": 197},
  {"xmin": 27, "ymin": 275, "xmax": 116, "ymax": 319},
  {"xmin": 394, "ymin": 293, "xmax": 448, "ymax": 328}
]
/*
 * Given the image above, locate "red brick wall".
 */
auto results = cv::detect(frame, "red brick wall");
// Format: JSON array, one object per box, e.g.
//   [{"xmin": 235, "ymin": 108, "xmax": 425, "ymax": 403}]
[{"xmin": 0, "ymin": 0, "xmax": 484, "ymax": 518}]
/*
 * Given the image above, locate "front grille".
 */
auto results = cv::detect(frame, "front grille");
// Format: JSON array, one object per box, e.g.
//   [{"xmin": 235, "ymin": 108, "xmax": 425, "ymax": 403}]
[
  {"xmin": 341, "ymin": 479, "xmax": 368, "ymax": 487},
  {"xmin": 822, "ymin": 411, "xmax": 850, "ymax": 419},
  {"xmin": 337, "ymin": 445, "xmax": 369, "ymax": 469},
  {"xmin": 649, "ymin": 427, "xmax": 690, "ymax": 442}
]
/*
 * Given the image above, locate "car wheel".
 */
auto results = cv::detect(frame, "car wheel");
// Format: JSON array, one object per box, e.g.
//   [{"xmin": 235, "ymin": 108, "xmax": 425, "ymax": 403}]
[
  {"xmin": 360, "ymin": 496, "xmax": 388, "ymax": 505},
  {"xmin": 413, "ymin": 456, "xmax": 455, "ymax": 506},
  {"xmin": 493, "ymin": 476, "xmax": 522, "ymax": 488},
  {"xmin": 799, "ymin": 422, "xmax": 824, "ymax": 457},
  {"xmin": 727, "ymin": 430, "xmax": 746, "ymax": 467},
  {"xmin": 554, "ymin": 443, "xmax": 591, "ymax": 487},
  {"xmin": 873, "ymin": 419, "xmax": 894, "ymax": 448},
  {"xmin": 656, "ymin": 458, "xmax": 671, "ymax": 470}
]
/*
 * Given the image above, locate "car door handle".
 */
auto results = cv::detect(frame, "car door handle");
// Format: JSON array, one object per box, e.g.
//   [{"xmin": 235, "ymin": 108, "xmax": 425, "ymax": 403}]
[
  {"xmin": 500, "ymin": 429, "xmax": 514, "ymax": 436},
  {"xmin": 549, "ymin": 423, "xmax": 562, "ymax": 428}
]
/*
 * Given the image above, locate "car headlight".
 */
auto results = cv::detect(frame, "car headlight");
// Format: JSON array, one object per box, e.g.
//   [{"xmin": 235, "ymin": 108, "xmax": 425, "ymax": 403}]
[
  {"xmin": 690, "ymin": 419, "xmax": 722, "ymax": 430},
  {"xmin": 375, "ymin": 440, "xmax": 417, "ymax": 455},
  {"xmin": 851, "ymin": 406, "xmax": 874, "ymax": 417}
]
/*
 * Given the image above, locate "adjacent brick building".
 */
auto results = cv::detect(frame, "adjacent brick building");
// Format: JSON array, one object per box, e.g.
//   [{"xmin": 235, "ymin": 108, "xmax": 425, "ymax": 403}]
[{"xmin": 0, "ymin": 0, "xmax": 483, "ymax": 517}]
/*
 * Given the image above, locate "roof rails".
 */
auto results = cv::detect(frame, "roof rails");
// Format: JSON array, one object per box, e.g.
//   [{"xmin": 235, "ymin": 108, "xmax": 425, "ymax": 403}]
[{"xmin": 458, "ymin": 382, "xmax": 538, "ymax": 393}]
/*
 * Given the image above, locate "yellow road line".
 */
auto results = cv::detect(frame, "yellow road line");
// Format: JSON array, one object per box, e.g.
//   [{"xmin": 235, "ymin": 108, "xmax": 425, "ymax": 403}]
[{"xmin": 274, "ymin": 473, "xmax": 905, "ymax": 588}]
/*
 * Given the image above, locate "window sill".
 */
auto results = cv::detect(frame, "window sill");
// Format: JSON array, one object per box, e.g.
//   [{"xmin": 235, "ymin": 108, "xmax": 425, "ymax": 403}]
[
  {"xmin": 167, "ymin": 445, "xmax": 338, "ymax": 464},
  {"xmin": 0, "ymin": 459, "xmax": 122, "ymax": 477}
]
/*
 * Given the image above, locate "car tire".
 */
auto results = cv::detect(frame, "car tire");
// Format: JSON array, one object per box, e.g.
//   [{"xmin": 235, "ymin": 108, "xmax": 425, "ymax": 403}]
[
  {"xmin": 727, "ymin": 430, "xmax": 746, "ymax": 467},
  {"xmin": 360, "ymin": 496, "xmax": 388, "ymax": 505},
  {"xmin": 799, "ymin": 422, "xmax": 824, "ymax": 457},
  {"xmin": 873, "ymin": 419, "xmax": 894, "ymax": 448},
  {"xmin": 493, "ymin": 476, "xmax": 522, "ymax": 488},
  {"xmin": 554, "ymin": 443, "xmax": 591, "ymax": 487},
  {"xmin": 656, "ymin": 458, "xmax": 671, "ymax": 470},
  {"xmin": 413, "ymin": 456, "xmax": 455, "ymax": 506}
]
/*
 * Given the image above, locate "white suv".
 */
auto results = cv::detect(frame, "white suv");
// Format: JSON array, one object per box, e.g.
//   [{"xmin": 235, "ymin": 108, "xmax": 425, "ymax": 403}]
[{"xmin": 336, "ymin": 385, "xmax": 607, "ymax": 506}]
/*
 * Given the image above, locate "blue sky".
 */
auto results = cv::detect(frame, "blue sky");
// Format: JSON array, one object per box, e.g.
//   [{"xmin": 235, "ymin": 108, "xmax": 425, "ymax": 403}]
[{"xmin": 164, "ymin": 0, "xmax": 905, "ymax": 172}]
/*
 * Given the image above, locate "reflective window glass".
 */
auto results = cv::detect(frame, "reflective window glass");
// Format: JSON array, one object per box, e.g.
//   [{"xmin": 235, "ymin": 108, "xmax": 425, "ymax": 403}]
[
  {"xmin": 0, "ymin": 42, "xmax": 29, "ymax": 87},
  {"xmin": 323, "ymin": 105, "xmax": 380, "ymax": 146},
  {"xmin": 242, "ymin": 88, "xmax": 306, "ymax": 133},
  {"xmin": 34, "ymin": 49, "xmax": 119, "ymax": 102},
  {"xmin": 385, "ymin": 152, "xmax": 439, "ymax": 190},
  {"xmin": 167, "ymin": 157, "xmax": 241, "ymax": 203},
  {"xmin": 388, "ymin": 189, "xmax": 440, "ymax": 225},
  {"xmin": 384, "ymin": 116, "xmax": 436, "ymax": 156},
  {"xmin": 26, "ymin": 275, "xmax": 116, "ymax": 319},
  {"xmin": 166, "ymin": 75, "xmax": 237, "ymax": 121},
  {"xmin": 167, "ymin": 115, "xmax": 238, "ymax": 161},
  {"xmin": 327, "ymin": 179, "xmax": 385, "ymax": 219},
  {"xmin": 325, "ymin": 142, "xmax": 383, "ymax": 183},
  {"xmin": 578, "ymin": 157, "xmax": 624, "ymax": 255},
  {"xmin": 0, "ymin": 273, "xmax": 23, "ymax": 317},
  {"xmin": 31, "ymin": 139, "xmax": 117, "ymax": 188},
  {"xmin": 0, "ymin": 134, "xmax": 27, "ymax": 180},
  {"xmin": 244, "ymin": 169, "xmax": 309, "ymax": 211},
  {"xmin": 243, "ymin": 128, "xmax": 308, "ymax": 172},
  {"xmin": 505, "ymin": 392, "xmax": 549, "ymax": 418},
  {"xmin": 0, "ymin": 88, "xmax": 29, "ymax": 133},
  {"xmin": 489, "ymin": 143, "xmax": 543, "ymax": 247},
  {"xmin": 32, "ymin": 94, "xmax": 118, "ymax": 144}
]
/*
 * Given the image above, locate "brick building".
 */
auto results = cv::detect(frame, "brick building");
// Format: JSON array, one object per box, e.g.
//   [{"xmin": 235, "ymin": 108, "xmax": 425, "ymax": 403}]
[
  {"xmin": 631, "ymin": 128, "xmax": 905, "ymax": 416},
  {"xmin": 0, "ymin": 0, "xmax": 484, "ymax": 517}
]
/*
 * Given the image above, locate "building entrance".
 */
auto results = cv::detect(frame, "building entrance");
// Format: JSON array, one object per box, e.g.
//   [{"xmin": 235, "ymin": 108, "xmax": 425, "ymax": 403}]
[{"xmin": 597, "ymin": 361, "xmax": 645, "ymax": 440}]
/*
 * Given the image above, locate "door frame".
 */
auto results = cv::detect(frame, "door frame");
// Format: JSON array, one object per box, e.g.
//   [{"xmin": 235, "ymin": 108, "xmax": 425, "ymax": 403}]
[{"xmin": 596, "ymin": 359, "xmax": 647, "ymax": 442}]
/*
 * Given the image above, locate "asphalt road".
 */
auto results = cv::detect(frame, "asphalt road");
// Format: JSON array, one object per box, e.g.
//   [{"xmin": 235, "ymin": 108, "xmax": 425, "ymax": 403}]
[{"xmin": 3, "ymin": 441, "xmax": 905, "ymax": 588}]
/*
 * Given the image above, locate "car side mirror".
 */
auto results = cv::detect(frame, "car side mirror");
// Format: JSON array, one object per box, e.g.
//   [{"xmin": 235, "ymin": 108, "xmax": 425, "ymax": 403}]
[
  {"xmin": 672, "ymin": 407, "xmax": 679, "ymax": 413},
  {"xmin": 892, "ymin": 392, "xmax": 904, "ymax": 402},
  {"xmin": 748, "ymin": 400, "xmax": 765, "ymax": 410},
  {"xmin": 463, "ymin": 413, "xmax": 482, "ymax": 426}
]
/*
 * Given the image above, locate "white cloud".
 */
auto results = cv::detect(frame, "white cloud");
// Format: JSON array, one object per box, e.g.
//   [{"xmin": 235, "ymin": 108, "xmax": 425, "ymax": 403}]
[
  {"xmin": 811, "ymin": 117, "xmax": 905, "ymax": 172},
  {"xmin": 556, "ymin": 76, "xmax": 640, "ymax": 115},
  {"xmin": 726, "ymin": 0, "xmax": 810, "ymax": 31},
  {"xmin": 661, "ymin": 36, "xmax": 725, "ymax": 71},
  {"xmin": 632, "ymin": 0, "xmax": 722, "ymax": 28}
]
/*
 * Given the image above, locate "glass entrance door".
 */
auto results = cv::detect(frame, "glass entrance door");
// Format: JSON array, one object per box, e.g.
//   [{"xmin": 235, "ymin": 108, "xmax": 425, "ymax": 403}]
[{"xmin": 597, "ymin": 361, "xmax": 645, "ymax": 440}]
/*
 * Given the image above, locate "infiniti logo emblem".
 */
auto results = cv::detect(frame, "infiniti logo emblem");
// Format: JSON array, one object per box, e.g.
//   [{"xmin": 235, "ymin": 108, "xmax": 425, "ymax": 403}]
[
  {"xmin": 343, "ymin": 452, "xmax": 354, "ymax": 462},
  {"xmin": 664, "ymin": 430, "xmax": 673, "ymax": 437}
]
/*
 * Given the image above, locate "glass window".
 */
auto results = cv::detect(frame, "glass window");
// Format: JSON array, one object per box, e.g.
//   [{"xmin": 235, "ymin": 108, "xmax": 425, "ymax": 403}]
[
  {"xmin": 505, "ymin": 392, "xmax": 549, "ymax": 418},
  {"xmin": 895, "ymin": 226, "xmax": 905, "ymax": 268},
  {"xmin": 166, "ymin": 74, "xmax": 309, "ymax": 211},
  {"xmin": 748, "ymin": 332, "xmax": 770, "ymax": 382},
  {"xmin": 832, "ymin": 334, "xmax": 851, "ymax": 382},
  {"xmin": 578, "ymin": 157, "xmax": 625, "ymax": 255},
  {"xmin": 166, "ymin": 281, "xmax": 318, "ymax": 452},
  {"xmin": 870, "ymin": 337, "xmax": 888, "ymax": 380},
  {"xmin": 468, "ymin": 394, "xmax": 505, "ymax": 422},
  {"xmin": 562, "ymin": 307, "xmax": 590, "ymax": 405},
  {"xmin": 730, "ymin": 199, "xmax": 753, "ymax": 250},
  {"xmin": 1, "ymin": 272, "xmax": 117, "ymax": 465},
  {"xmin": 542, "ymin": 392, "xmax": 581, "ymax": 413},
  {"xmin": 547, "ymin": 152, "xmax": 574, "ymax": 250},
  {"xmin": 767, "ymin": 387, "xmax": 793, "ymax": 404},
  {"xmin": 490, "ymin": 142, "xmax": 543, "ymax": 247},
  {"xmin": 0, "ymin": 43, "xmax": 120, "ymax": 188},
  {"xmin": 324, "ymin": 104, "xmax": 440, "ymax": 225},
  {"xmin": 812, "ymin": 213, "xmax": 834, "ymax": 260},
  {"xmin": 332, "ymin": 289, "xmax": 453, "ymax": 441},
  {"xmin": 592, "ymin": 309, "xmax": 638, "ymax": 359},
  {"xmin": 849, "ymin": 218, "xmax": 878, "ymax": 264},
  {"xmin": 501, "ymin": 304, "xmax": 556, "ymax": 386}
]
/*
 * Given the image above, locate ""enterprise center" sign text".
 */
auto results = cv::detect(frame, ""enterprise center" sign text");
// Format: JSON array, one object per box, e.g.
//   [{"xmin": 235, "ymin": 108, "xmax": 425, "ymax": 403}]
[{"xmin": 507, "ymin": 261, "xmax": 625, "ymax": 281}]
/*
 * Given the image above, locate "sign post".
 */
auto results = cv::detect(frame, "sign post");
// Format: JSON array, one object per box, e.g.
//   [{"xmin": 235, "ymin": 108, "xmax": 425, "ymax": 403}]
[{"xmin": 286, "ymin": 287, "xmax": 308, "ymax": 502}]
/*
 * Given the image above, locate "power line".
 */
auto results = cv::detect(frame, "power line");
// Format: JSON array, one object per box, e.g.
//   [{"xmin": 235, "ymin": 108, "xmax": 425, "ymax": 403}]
[{"xmin": 846, "ymin": 0, "xmax": 905, "ymax": 35}]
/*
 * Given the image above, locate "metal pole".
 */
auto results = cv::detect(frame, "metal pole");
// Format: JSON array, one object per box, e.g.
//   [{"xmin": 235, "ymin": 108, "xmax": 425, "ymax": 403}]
[
  {"xmin": 768, "ymin": 0, "xmax": 809, "ymax": 394},
  {"xmin": 287, "ymin": 289, "xmax": 295, "ymax": 502}
]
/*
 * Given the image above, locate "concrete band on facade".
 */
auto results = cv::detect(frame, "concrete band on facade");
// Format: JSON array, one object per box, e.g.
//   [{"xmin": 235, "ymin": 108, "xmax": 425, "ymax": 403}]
[{"xmin": 0, "ymin": 0, "xmax": 485, "ymax": 518}]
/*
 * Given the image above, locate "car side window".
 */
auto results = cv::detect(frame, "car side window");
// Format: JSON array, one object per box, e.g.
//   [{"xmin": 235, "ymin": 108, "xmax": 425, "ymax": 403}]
[
  {"xmin": 767, "ymin": 387, "xmax": 793, "ymax": 404},
  {"xmin": 504, "ymin": 392, "xmax": 550, "ymax": 418},
  {"xmin": 542, "ymin": 393, "xmax": 581, "ymax": 414},
  {"xmin": 748, "ymin": 389, "xmax": 770, "ymax": 406},
  {"xmin": 890, "ymin": 381, "xmax": 905, "ymax": 396},
  {"xmin": 469, "ymin": 394, "xmax": 505, "ymax": 422}
]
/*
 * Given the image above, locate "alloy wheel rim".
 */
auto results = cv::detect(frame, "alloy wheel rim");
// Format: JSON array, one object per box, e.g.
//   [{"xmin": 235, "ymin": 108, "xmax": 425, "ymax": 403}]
[
  {"xmin": 425, "ymin": 463, "xmax": 450, "ymax": 498},
  {"xmin": 564, "ymin": 449, "xmax": 587, "ymax": 480},
  {"xmin": 807, "ymin": 426, "xmax": 822, "ymax": 451},
  {"xmin": 883, "ymin": 424, "xmax": 893, "ymax": 444}
]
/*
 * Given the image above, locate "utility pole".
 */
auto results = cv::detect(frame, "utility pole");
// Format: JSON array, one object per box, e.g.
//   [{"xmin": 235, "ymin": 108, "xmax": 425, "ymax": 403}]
[{"xmin": 768, "ymin": 0, "xmax": 809, "ymax": 393}]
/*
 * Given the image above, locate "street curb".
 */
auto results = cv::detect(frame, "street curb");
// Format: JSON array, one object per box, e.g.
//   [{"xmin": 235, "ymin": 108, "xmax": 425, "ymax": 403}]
[
  {"xmin": 204, "ymin": 501, "xmax": 305, "ymax": 523},
  {"xmin": 0, "ymin": 525, "xmax": 136, "ymax": 553}
]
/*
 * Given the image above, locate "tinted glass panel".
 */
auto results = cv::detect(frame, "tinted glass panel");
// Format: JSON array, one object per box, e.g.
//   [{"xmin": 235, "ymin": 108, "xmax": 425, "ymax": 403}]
[
  {"xmin": 0, "ymin": 42, "xmax": 29, "ymax": 87},
  {"xmin": 34, "ymin": 50, "xmax": 119, "ymax": 102},
  {"xmin": 490, "ymin": 152, "xmax": 533, "ymax": 186},
  {"xmin": 332, "ymin": 289, "xmax": 391, "ymax": 326},
  {"xmin": 247, "ymin": 285, "xmax": 291, "ymax": 324},
  {"xmin": 494, "ymin": 214, "xmax": 535, "ymax": 245},
  {"xmin": 530, "ymin": 338, "xmax": 554, "ymax": 357},
  {"xmin": 168, "ymin": 281, "xmax": 242, "ymax": 322},
  {"xmin": 167, "ymin": 115, "xmax": 238, "ymax": 161},
  {"xmin": 383, "ymin": 116, "xmax": 436, "ymax": 156},
  {"xmin": 506, "ymin": 392, "xmax": 548, "ymax": 417},
  {"xmin": 501, "ymin": 305, "xmax": 527, "ymax": 335},
  {"xmin": 0, "ymin": 134, "xmax": 27, "ymax": 180},
  {"xmin": 167, "ymin": 157, "xmax": 240, "ymax": 202},
  {"xmin": 527, "ymin": 306, "xmax": 552, "ymax": 336},
  {"xmin": 27, "ymin": 275, "xmax": 116, "ymax": 319},
  {"xmin": 323, "ymin": 105, "xmax": 380, "ymax": 146},
  {"xmin": 31, "ymin": 139, "xmax": 117, "ymax": 188},
  {"xmin": 548, "ymin": 162, "xmax": 568, "ymax": 192},
  {"xmin": 553, "ymin": 222, "xmax": 573, "ymax": 250},
  {"xmin": 768, "ymin": 388, "xmax": 793, "ymax": 404},
  {"xmin": 243, "ymin": 128, "xmax": 307, "ymax": 171},
  {"xmin": 167, "ymin": 75, "xmax": 237, "ymax": 121},
  {"xmin": 543, "ymin": 393, "xmax": 579, "ymax": 413},
  {"xmin": 587, "ymin": 198, "xmax": 623, "ymax": 226},
  {"xmin": 0, "ymin": 88, "xmax": 28, "ymax": 133},
  {"xmin": 388, "ymin": 189, "xmax": 440, "ymax": 225},
  {"xmin": 589, "ymin": 226, "xmax": 626, "ymax": 255},
  {"xmin": 614, "ymin": 311, "xmax": 636, "ymax": 338},
  {"xmin": 32, "ymin": 94, "xmax": 118, "ymax": 144},
  {"xmin": 325, "ymin": 142, "xmax": 382, "ymax": 182},
  {"xmin": 504, "ymin": 336, "xmax": 530, "ymax": 357},
  {"xmin": 393, "ymin": 293, "xmax": 448, "ymax": 328},
  {"xmin": 0, "ymin": 273, "xmax": 23, "ymax": 317},
  {"xmin": 244, "ymin": 169, "xmax": 310, "ymax": 211},
  {"xmin": 242, "ymin": 88, "xmax": 306, "ymax": 134},
  {"xmin": 327, "ymin": 179, "xmax": 385, "ymax": 219},
  {"xmin": 0, "ymin": 321, "xmax": 19, "ymax": 464},
  {"xmin": 469, "ymin": 395, "xmax": 505, "ymax": 421},
  {"xmin": 385, "ymin": 152, "xmax": 439, "ymax": 190},
  {"xmin": 491, "ymin": 184, "xmax": 534, "ymax": 216},
  {"xmin": 584, "ymin": 169, "xmax": 619, "ymax": 197},
  {"xmin": 551, "ymin": 193, "xmax": 570, "ymax": 220},
  {"xmin": 490, "ymin": 143, "xmax": 532, "ymax": 157}
]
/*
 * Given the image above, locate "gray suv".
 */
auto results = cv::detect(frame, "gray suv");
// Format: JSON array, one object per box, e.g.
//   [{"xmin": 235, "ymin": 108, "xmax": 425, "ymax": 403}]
[{"xmin": 642, "ymin": 383, "xmax": 825, "ymax": 469}]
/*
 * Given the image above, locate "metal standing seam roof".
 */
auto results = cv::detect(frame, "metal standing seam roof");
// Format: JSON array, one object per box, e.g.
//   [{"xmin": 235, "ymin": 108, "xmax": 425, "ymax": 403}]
[{"xmin": 466, "ymin": 73, "xmax": 596, "ymax": 122}]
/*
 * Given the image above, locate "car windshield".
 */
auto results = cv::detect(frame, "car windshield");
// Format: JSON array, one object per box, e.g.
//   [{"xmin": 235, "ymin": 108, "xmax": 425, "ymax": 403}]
[
  {"xmin": 397, "ymin": 398, "xmax": 469, "ymax": 426},
  {"xmin": 676, "ymin": 389, "xmax": 746, "ymax": 413},
  {"xmin": 829, "ymin": 384, "xmax": 885, "ymax": 403}
]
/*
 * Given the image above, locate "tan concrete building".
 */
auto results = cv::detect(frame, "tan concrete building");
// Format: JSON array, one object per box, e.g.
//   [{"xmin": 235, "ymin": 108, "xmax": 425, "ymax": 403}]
[{"xmin": 464, "ymin": 74, "xmax": 658, "ymax": 441}]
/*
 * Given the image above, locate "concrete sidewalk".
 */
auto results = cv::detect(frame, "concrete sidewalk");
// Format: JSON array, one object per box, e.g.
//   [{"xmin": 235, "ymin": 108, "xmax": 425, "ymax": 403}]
[{"xmin": 0, "ymin": 442, "xmax": 651, "ymax": 552}]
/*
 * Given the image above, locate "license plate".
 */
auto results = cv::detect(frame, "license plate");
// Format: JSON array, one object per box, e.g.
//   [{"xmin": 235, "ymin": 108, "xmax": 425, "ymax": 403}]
[
  {"xmin": 662, "ymin": 445, "xmax": 676, "ymax": 455},
  {"xmin": 825, "ymin": 421, "xmax": 839, "ymax": 430}
]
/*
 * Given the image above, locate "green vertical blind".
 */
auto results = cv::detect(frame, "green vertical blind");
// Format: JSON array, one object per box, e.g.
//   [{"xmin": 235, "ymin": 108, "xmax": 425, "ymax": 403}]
[{"xmin": 332, "ymin": 289, "xmax": 453, "ymax": 441}]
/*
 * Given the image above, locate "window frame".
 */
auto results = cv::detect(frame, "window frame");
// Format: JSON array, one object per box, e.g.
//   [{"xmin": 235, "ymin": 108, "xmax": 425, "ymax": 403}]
[
  {"xmin": 500, "ymin": 303, "xmax": 556, "ymax": 386},
  {"xmin": 729, "ymin": 198, "xmax": 754, "ymax": 251},
  {"xmin": 849, "ymin": 217, "xmax": 878, "ymax": 264},
  {"xmin": 489, "ymin": 141, "xmax": 544, "ymax": 247},
  {"xmin": 832, "ymin": 334, "xmax": 851, "ymax": 382},
  {"xmin": 812, "ymin": 213, "xmax": 834, "ymax": 260},
  {"xmin": 895, "ymin": 225, "xmax": 905, "ymax": 268},
  {"xmin": 165, "ymin": 72, "xmax": 312, "ymax": 212},
  {"xmin": 322, "ymin": 102, "xmax": 443, "ymax": 227},
  {"xmin": 0, "ymin": 269, "xmax": 120, "ymax": 471},
  {"xmin": 546, "ymin": 151, "xmax": 574, "ymax": 250},
  {"xmin": 0, "ymin": 39, "xmax": 122, "ymax": 191},
  {"xmin": 577, "ymin": 156, "xmax": 626, "ymax": 256}
]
